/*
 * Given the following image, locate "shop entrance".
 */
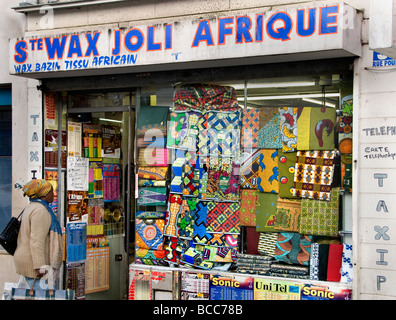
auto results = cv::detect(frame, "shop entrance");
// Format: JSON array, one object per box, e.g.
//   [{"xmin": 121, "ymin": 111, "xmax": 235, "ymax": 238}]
[{"xmin": 64, "ymin": 90, "xmax": 135, "ymax": 299}]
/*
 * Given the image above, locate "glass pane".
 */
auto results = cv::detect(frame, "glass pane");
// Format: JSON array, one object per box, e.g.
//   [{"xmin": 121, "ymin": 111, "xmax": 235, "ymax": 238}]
[{"xmin": 0, "ymin": 157, "xmax": 12, "ymax": 232}]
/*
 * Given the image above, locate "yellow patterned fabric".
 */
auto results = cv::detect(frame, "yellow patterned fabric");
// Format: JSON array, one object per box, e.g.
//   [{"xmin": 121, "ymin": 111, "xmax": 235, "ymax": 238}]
[{"xmin": 22, "ymin": 179, "xmax": 52, "ymax": 199}]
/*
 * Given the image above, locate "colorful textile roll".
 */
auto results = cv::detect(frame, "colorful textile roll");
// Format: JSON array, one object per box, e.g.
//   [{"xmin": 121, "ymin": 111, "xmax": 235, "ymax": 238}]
[
  {"xmin": 292, "ymin": 150, "xmax": 336, "ymax": 201},
  {"xmin": 274, "ymin": 232, "xmax": 312, "ymax": 266}
]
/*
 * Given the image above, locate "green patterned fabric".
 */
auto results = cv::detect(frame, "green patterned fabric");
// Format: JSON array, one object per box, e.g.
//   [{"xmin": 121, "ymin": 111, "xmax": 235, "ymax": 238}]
[
  {"xmin": 299, "ymin": 187, "xmax": 340, "ymax": 237},
  {"xmin": 256, "ymin": 192, "xmax": 278, "ymax": 232}
]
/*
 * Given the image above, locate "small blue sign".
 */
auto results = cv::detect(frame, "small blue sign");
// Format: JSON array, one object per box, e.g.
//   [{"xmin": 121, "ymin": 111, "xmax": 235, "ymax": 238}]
[{"xmin": 373, "ymin": 51, "xmax": 396, "ymax": 67}]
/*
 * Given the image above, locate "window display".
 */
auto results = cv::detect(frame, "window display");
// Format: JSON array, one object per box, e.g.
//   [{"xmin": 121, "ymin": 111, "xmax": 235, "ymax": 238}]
[{"xmin": 132, "ymin": 77, "xmax": 353, "ymax": 300}]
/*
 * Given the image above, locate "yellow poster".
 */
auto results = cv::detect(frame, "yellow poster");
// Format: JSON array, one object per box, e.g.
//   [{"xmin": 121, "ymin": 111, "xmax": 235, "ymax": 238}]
[{"xmin": 254, "ymin": 278, "xmax": 301, "ymax": 300}]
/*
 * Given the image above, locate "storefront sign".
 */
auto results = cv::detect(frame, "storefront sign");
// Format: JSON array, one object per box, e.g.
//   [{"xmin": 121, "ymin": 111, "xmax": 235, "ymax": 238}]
[{"xmin": 9, "ymin": 3, "xmax": 361, "ymax": 76}]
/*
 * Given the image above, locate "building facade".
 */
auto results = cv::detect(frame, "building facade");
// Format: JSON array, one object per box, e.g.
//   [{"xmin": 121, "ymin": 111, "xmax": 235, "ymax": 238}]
[{"xmin": 3, "ymin": 0, "xmax": 396, "ymax": 300}]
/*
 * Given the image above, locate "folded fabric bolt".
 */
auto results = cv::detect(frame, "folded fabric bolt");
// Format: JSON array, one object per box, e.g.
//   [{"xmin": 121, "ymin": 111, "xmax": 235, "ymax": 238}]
[
  {"xmin": 258, "ymin": 149, "xmax": 279, "ymax": 193},
  {"xmin": 299, "ymin": 187, "xmax": 340, "ymax": 237},
  {"xmin": 204, "ymin": 111, "xmax": 241, "ymax": 157},
  {"xmin": 256, "ymin": 192, "xmax": 278, "ymax": 232},
  {"xmin": 278, "ymin": 150, "xmax": 298, "ymax": 198},
  {"xmin": 240, "ymin": 190, "xmax": 258, "ymax": 227},
  {"xmin": 279, "ymin": 107, "xmax": 298, "ymax": 153},
  {"xmin": 192, "ymin": 201, "xmax": 213, "ymax": 244},
  {"xmin": 178, "ymin": 197, "xmax": 198, "ymax": 239},
  {"xmin": 173, "ymin": 84, "xmax": 239, "ymax": 112},
  {"xmin": 136, "ymin": 211, "xmax": 166, "ymax": 219},
  {"xmin": 135, "ymin": 248, "xmax": 167, "ymax": 266},
  {"xmin": 274, "ymin": 198, "xmax": 301, "ymax": 233},
  {"xmin": 206, "ymin": 201, "xmax": 240, "ymax": 234},
  {"xmin": 309, "ymin": 242, "xmax": 329, "ymax": 281},
  {"xmin": 241, "ymin": 107, "xmax": 260, "ymax": 149},
  {"xmin": 239, "ymin": 149, "xmax": 260, "ymax": 189},
  {"xmin": 207, "ymin": 233, "xmax": 238, "ymax": 248},
  {"xmin": 137, "ymin": 187, "xmax": 167, "ymax": 206},
  {"xmin": 137, "ymin": 167, "xmax": 168, "ymax": 181},
  {"xmin": 167, "ymin": 112, "xmax": 189, "ymax": 149},
  {"xmin": 292, "ymin": 150, "xmax": 336, "ymax": 201},
  {"xmin": 258, "ymin": 107, "xmax": 282, "ymax": 149},
  {"xmin": 257, "ymin": 232, "xmax": 278, "ymax": 257},
  {"xmin": 135, "ymin": 218, "xmax": 165, "ymax": 250},
  {"xmin": 138, "ymin": 179, "xmax": 166, "ymax": 187},
  {"xmin": 164, "ymin": 194, "xmax": 182, "ymax": 237},
  {"xmin": 274, "ymin": 232, "xmax": 312, "ymax": 266},
  {"xmin": 245, "ymin": 226, "xmax": 261, "ymax": 255},
  {"xmin": 138, "ymin": 147, "xmax": 168, "ymax": 167},
  {"xmin": 327, "ymin": 243, "xmax": 343, "ymax": 282},
  {"xmin": 341, "ymin": 244, "xmax": 353, "ymax": 284},
  {"xmin": 297, "ymin": 106, "xmax": 336, "ymax": 150}
]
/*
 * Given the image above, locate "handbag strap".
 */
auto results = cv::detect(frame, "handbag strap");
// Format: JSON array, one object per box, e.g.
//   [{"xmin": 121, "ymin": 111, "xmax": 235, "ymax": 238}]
[
  {"xmin": 28, "ymin": 277, "xmax": 54, "ymax": 297},
  {"xmin": 17, "ymin": 209, "xmax": 24, "ymax": 220}
]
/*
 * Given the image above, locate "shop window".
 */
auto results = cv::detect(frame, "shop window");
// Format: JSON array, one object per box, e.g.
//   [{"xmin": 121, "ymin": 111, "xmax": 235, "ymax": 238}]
[
  {"xmin": 0, "ymin": 90, "xmax": 12, "ymax": 241},
  {"xmin": 131, "ymin": 74, "xmax": 353, "ymax": 300}
]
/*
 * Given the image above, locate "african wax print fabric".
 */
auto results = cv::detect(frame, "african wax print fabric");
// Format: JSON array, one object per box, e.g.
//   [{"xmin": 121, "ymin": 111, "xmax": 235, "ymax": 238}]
[
  {"xmin": 257, "ymin": 232, "xmax": 278, "ymax": 257},
  {"xmin": 297, "ymin": 107, "xmax": 336, "ymax": 150},
  {"xmin": 256, "ymin": 192, "xmax": 278, "ymax": 232},
  {"xmin": 241, "ymin": 108, "xmax": 260, "ymax": 149},
  {"xmin": 135, "ymin": 218, "xmax": 165, "ymax": 250},
  {"xmin": 137, "ymin": 167, "xmax": 168, "ymax": 181},
  {"xmin": 206, "ymin": 201, "xmax": 240, "ymax": 234},
  {"xmin": 274, "ymin": 232, "xmax": 312, "ymax": 266},
  {"xmin": 279, "ymin": 107, "xmax": 298, "ymax": 153},
  {"xmin": 258, "ymin": 149, "xmax": 279, "ymax": 193},
  {"xmin": 258, "ymin": 107, "xmax": 282, "ymax": 149},
  {"xmin": 137, "ymin": 187, "xmax": 167, "ymax": 206},
  {"xmin": 239, "ymin": 189, "xmax": 258, "ymax": 227},
  {"xmin": 198, "ymin": 111, "xmax": 241, "ymax": 157},
  {"xmin": 278, "ymin": 150, "xmax": 298, "ymax": 198},
  {"xmin": 292, "ymin": 150, "xmax": 335, "ymax": 201},
  {"xmin": 173, "ymin": 84, "xmax": 239, "ymax": 112},
  {"xmin": 164, "ymin": 194, "xmax": 182, "ymax": 237},
  {"xmin": 274, "ymin": 198, "xmax": 301, "ymax": 233},
  {"xmin": 299, "ymin": 187, "xmax": 340, "ymax": 237},
  {"xmin": 239, "ymin": 149, "xmax": 260, "ymax": 189}
]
